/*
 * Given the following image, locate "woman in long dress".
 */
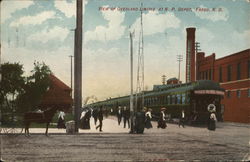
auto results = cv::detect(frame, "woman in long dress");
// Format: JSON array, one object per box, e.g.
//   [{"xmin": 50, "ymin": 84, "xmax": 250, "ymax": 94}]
[
  {"xmin": 207, "ymin": 103, "xmax": 217, "ymax": 131},
  {"xmin": 57, "ymin": 111, "xmax": 66, "ymax": 129},
  {"xmin": 157, "ymin": 108, "xmax": 166, "ymax": 129},
  {"xmin": 145, "ymin": 109, "xmax": 153, "ymax": 129}
]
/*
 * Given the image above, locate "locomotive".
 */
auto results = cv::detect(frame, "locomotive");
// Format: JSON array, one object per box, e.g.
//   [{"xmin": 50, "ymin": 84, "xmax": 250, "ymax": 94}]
[{"xmin": 86, "ymin": 79, "xmax": 225, "ymax": 124}]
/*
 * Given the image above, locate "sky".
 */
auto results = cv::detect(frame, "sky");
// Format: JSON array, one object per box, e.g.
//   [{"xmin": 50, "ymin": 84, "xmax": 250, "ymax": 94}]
[{"xmin": 1, "ymin": 0, "xmax": 250, "ymax": 102}]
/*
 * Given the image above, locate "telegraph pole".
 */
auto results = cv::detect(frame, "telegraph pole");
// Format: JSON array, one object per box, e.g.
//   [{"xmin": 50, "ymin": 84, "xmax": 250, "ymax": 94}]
[
  {"xmin": 162, "ymin": 75, "xmax": 166, "ymax": 85},
  {"xmin": 129, "ymin": 31, "xmax": 135, "ymax": 133},
  {"xmin": 135, "ymin": 3, "xmax": 145, "ymax": 112},
  {"xmin": 74, "ymin": 0, "xmax": 82, "ymax": 133},
  {"xmin": 177, "ymin": 55, "xmax": 183, "ymax": 83},
  {"xmin": 69, "ymin": 55, "xmax": 73, "ymax": 96},
  {"xmin": 195, "ymin": 42, "xmax": 201, "ymax": 80}
]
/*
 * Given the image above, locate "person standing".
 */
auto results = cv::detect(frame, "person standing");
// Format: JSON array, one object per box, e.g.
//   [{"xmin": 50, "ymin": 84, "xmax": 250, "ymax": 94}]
[
  {"xmin": 157, "ymin": 108, "xmax": 166, "ymax": 129},
  {"xmin": 145, "ymin": 108, "xmax": 153, "ymax": 129},
  {"xmin": 207, "ymin": 102, "xmax": 217, "ymax": 131},
  {"xmin": 208, "ymin": 111, "xmax": 217, "ymax": 131},
  {"xmin": 96, "ymin": 106, "xmax": 103, "ymax": 132},
  {"xmin": 57, "ymin": 110, "xmax": 66, "ymax": 129},
  {"xmin": 117, "ymin": 106, "xmax": 122, "ymax": 125},
  {"xmin": 123, "ymin": 106, "xmax": 130, "ymax": 128},
  {"xmin": 92, "ymin": 108, "xmax": 98, "ymax": 125},
  {"xmin": 80, "ymin": 108, "xmax": 91, "ymax": 129},
  {"xmin": 179, "ymin": 109, "xmax": 185, "ymax": 128}
]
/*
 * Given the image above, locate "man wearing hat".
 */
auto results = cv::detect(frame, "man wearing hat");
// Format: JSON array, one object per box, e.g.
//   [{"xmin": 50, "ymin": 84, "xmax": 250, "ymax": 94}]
[
  {"xmin": 179, "ymin": 109, "xmax": 185, "ymax": 128},
  {"xmin": 117, "ymin": 106, "xmax": 122, "ymax": 125},
  {"xmin": 157, "ymin": 107, "xmax": 166, "ymax": 129},
  {"xmin": 123, "ymin": 106, "xmax": 130, "ymax": 128}
]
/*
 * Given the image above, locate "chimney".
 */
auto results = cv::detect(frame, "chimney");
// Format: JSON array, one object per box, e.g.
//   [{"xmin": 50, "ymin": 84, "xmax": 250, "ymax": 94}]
[{"xmin": 186, "ymin": 27, "xmax": 196, "ymax": 83}]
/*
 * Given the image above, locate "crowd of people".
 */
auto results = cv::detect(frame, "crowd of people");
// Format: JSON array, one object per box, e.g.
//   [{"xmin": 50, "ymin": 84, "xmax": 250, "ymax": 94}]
[{"xmin": 56, "ymin": 102, "xmax": 218, "ymax": 132}]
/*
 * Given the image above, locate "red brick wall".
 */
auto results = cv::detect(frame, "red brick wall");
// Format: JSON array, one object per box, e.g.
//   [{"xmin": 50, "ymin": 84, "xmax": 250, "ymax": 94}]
[
  {"xmin": 196, "ymin": 49, "xmax": 250, "ymax": 123},
  {"xmin": 221, "ymin": 81, "xmax": 250, "ymax": 123}
]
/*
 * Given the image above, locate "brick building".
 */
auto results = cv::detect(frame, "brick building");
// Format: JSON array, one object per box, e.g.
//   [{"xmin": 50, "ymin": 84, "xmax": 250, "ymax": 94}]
[
  {"xmin": 186, "ymin": 27, "xmax": 250, "ymax": 123},
  {"xmin": 40, "ymin": 74, "xmax": 73, "ymax": 112}
]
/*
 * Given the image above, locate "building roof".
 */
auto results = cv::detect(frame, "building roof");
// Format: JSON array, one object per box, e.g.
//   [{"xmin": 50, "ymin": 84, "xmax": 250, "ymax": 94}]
[
  {"xmin": 49, "ymin": 74, "xmax": 71, "ymax": 91},
  {"xmin": 40, "ymin": 74, "xmax": 72, "ymax": 109},
  {"xmin": 216, "ymin": 49, "xmax": 250, "ymax": 61}
]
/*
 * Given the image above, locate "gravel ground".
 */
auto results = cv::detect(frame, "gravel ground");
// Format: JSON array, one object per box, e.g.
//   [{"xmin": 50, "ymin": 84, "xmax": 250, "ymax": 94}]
[{"xmin": 0, "ymin": 117, "xmax": 249, "ymax": 162}]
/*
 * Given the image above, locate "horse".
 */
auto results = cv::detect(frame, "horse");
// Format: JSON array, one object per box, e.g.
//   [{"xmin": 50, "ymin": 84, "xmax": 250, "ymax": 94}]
[{"xmin": 23, "ymin": 107, "xmax": 58, "ymax": 136}]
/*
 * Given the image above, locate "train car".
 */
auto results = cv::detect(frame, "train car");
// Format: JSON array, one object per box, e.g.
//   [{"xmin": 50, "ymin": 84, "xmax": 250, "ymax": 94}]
[{"xmin": 86, "ymin": 80, "xmax": 225, "ymax": 124}]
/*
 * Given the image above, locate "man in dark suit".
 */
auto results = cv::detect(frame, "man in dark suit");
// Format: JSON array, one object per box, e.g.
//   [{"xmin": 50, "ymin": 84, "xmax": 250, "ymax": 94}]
[
  {"xmin": 123, "ymin": 106, "xmax": 130, "ymax": 128},
  {"xmin": 92, "ymin": 108, "xmax": 98, "ymax": 125},
  {"xmin": 117, "ymin": 106, "xmax": 122, "ymax": 125},
  {"xmin": 96, "ymin": 106, "xmax": 103, "ymax": 132}
]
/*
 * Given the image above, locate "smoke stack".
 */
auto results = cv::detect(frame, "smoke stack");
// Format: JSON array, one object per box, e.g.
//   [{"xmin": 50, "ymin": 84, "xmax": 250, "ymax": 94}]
[{"xmin": 186, "ymin": 27, "xmax": 196, "ymax": 83}]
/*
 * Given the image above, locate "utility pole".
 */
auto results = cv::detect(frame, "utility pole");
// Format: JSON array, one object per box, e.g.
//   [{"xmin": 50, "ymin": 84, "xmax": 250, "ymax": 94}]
[
  {"xmin": 129, "ymin": 31, "xmax": 135, "ymax": 133},
  {"xmin": 162, "ymin": 75, "xmax": 166, "ymax": 85},
  {"xmin": 135, "ymin": 3, "xmax": 145, "ymax": 112},
  {"xmin": 69, "ymin": 55, "xmax": 73, "ymax": 96},
  {"xmin": 195, "ymin": 42, "xmax": 201, "ymax": 80},
  {"xmin": 74, "ymin": 0, "xmax": 82, "ymax": 133},
  {"xmin": 177, "ymin": 55, "xmax": 183, "ymax": 83}
]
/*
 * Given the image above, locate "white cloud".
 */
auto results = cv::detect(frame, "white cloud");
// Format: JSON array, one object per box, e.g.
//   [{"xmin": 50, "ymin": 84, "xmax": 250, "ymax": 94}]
[
  {"xmin": 0, "ymin": 0, "xmax": 34, "ymax": 23},
  {"xmin": 83, "ymin": 47, "xmax": 130, "ymax": 100},
  {"xmin": 231, "ymin": 29, "xmax": 250, "ymax": 45},
  {"xmin": 1, "ymin": 42, "xmax": 73, "ymax": 87},
  {"xmin": 131, "ymin": 11, "xmax": 180, "ymax": 37},
  {"xmin": 194, "ymin": 6, "xmax": 229, "ymax": 22},
  {"xmin": 54, "ymin": 0, "xmax": 88, "ymax": 18},
  {"xmin": 28, "ymin": 26, "xmax": 69, "ymax": 43},
  {"xmin": 217, "ymin": 29, "xmax": 250, "ymax": 55},
  {"xmin": 10, "ymin": 11, "xmax": 56, "ymax": 27},
  {"xmin": 196, "ymin": 28, "xmax": 214, "ymax": 43},
  {"xmin": 84, "ymin": 6, "xmax": 126, "ymax": 42},
  {"xmin": 54, "ymin": 0, "xmax": 76, "ymax": 18}
]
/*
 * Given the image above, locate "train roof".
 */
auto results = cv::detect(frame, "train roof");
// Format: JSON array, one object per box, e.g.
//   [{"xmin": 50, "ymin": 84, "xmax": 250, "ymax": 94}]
[
  {"xmin": 147, "ymin": 80, "xmax": 224, "ymax": 97},
  {"xmin": 86, "ymin": 80, "xmax": 224, "ymax": 107}
]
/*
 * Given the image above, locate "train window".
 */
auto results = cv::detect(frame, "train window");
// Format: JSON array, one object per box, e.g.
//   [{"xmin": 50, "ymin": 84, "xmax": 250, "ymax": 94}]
[
  {"xmin": 186, "ymin": 93, "xmax": 190, "ymax": 103},
  {"xmin": 177, "ymin": 94, "xmax": 181, "ymax": 104},
  {"xmin": 165, "ymin": 96, "xmax": 168, "ymax": 104},
  {"xmin": 182, "ymin": 94, "xmax": 186, "ymax": 104},
  {"xmin": 172, "ymin": 95, "xmax": 176, "ymax": 104},
  {"xmin": 167, "ymin": 95, "xmax": 171, "ymax": 104}
]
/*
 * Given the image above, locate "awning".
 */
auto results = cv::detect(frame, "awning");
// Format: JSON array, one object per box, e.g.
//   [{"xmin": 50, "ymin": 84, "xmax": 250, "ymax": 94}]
[{"xmin": 194, "ymin": 90, "xmax": 225, "ymax": 96}]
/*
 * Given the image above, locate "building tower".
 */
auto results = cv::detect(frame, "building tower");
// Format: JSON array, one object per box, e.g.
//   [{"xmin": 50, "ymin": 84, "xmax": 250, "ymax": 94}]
[{"xmin": 186, "ymin": 28, "xmax": 196, "ymax": 82}]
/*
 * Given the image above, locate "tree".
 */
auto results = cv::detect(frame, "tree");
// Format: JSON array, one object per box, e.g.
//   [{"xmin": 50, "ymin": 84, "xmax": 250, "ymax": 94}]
[
  {"xmin": 0, "ymin": 62, "xmax": 25, "ymax": 122},
  {"xmin": 16, "ymin": 61, "xmax": 52, "ymax": 113}
]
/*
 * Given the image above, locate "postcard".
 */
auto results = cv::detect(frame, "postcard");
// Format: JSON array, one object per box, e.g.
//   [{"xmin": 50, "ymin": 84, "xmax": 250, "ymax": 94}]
[{"xmin": 0, "ymin": 0, "xmax": 249, "ymax": 161}]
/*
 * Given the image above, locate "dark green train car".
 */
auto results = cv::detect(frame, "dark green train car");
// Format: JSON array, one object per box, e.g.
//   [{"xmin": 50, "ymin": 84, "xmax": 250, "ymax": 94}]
[{"xmin": 86, "ymin": 80, "xmax": 225, "ymax": 124}]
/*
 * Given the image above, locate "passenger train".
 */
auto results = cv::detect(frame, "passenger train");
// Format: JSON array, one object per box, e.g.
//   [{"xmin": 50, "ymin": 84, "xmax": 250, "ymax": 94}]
[{"xmin": 86, "ymin": 79, "xmax": 225, "ymax": 124}]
